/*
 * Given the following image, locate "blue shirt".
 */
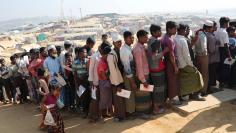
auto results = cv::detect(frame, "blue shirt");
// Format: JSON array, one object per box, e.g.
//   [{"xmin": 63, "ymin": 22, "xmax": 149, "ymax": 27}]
[
  {"xmin": 229, "ymin": 37, "xmax": 236, "ymax": 46},
  {"xmin": 43, "ymin": 57, "xmax": 61, "ymax": 80}
]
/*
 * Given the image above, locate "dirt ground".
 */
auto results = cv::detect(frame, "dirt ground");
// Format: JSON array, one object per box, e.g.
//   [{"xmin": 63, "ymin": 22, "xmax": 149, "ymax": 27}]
[{"xmin": 0, "ymin": 102, "xmax": 236, "ymax": 133}]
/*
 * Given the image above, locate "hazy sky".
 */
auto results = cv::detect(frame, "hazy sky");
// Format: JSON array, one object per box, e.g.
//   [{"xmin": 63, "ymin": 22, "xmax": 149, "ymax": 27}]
[{"xmin": 1, "ymin": 0, "xmax": 236, "ymax": 21}]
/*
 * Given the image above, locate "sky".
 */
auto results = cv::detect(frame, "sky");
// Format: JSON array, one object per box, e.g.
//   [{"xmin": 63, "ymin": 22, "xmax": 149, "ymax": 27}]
[{"xmin": 1, "ymin": 0, "xmax": 236, "ymax": 21}]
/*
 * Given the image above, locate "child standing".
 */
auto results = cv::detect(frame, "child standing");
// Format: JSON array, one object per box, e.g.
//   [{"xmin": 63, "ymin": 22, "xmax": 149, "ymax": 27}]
[
  {"xmin": 64, "ymin": 52, "xmax": 75, "ymax": 110},
  {"xmin": 38, "ymin": 68, "xmax": 50, "ymax": 130},
  {"xmin": 42, "ymin": 84, "xmax": 65, "ymax": 133},
  {"xmin": 72, "ymin": 47, "xmax": 90, "ymax": 118},
  {"xmin": 227, "ymin": 26, "xmax": 236, "ymax": 87},
  {"xmin": 38, "ymin": 68, "xmax": 49, "ymax": 100},
  {"xmin": 227, "ymin": 26, "xmax": 236, "ymax": 57}
]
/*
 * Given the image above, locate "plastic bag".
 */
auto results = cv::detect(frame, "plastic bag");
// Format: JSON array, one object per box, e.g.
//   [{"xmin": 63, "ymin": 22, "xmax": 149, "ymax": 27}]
[
  {"xmin": 76, "ymin": 85, "xmax": 86, "ymax": 97},
  {"xmin": 56, "ymin": 98, "xmax": 65, "ymax": 109},
  {"xmin": 16, "ymin": 87, "xmax": 21, "ymax": 95},
  {"xmin": 91, "ymin": 86, "xmax": 97, "ymax": 100},
  {"xmin": 55, "ymin": 75, "xmax": 67, "ymax": 87},
  {"xmin": 44, "ymin": 110, "xmax": 56, "ymax": 126}
]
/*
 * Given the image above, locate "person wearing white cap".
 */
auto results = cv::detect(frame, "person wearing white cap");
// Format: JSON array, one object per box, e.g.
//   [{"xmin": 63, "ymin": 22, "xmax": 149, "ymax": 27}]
[
  {"xmin": 205, "ymin": 20, "xmax": 214, "ymax": 27},
  {"xmin": 107, "ymin": 33, "xmax": 126, "ymax": 121},
  {"xmin": 43, "ymin": 45, "xmax": 62, "ymax": 84},
  {"xmin": 195, "ymin": 20, "xmax": 212, "ymax": 97},
  {"xmin": 111, "ymin": 33, "xmax": 123, "ymax": 66},
  {"xmin": 47, "ymin": 44, "xmax": 56, "ymax": 51},
  {"xmin": 111, "ymin": 33, "xmax": 123, "ymax": 73},
  {"xmin": 205, "ymin": 20, "xmax": 220, "ymax": 93},
  {"xmin": 112, "ymin": 33, "xmax": 122, "ymax": 44}
]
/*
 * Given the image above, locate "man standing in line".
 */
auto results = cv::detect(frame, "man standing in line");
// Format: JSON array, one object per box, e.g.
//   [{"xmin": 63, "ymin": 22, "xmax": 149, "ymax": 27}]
[
  {"xmin": 214, "ymin": 17, "xmax": 232, "ymax": 88},
  {"xmin": 133, "ymin": 30, "xmax": 152, "ymax": 119},
  {"xmin": 120, "ymin": 31, "xmax": 137, "ymax": 118}
]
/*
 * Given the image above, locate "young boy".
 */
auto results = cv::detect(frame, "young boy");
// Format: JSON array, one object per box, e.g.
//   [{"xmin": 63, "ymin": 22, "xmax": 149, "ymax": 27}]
[
  {"xmin": 72, "ymin": 47, "xmax": 90, "ymax": 118},
  {"xmin": 227, "ymin": 26, "xmax": 236, "ymax": 55},
  {"xmin": 38, "ymin": 68, "xmax": 49, "ymax": 101},
  {"xmin": 38, "ymin": 68, "xmax": 49, "ymax": 130},
  {"xmin": 227, "ymin": 26, "xmax": 236, "ymax": 87},
  {"xmin": 215, "ymin": 17, "xmax": 231, "ymax": 88},
  {"xmin": 64, "ymin": 52, "xmax": 75, "ymax": 110}
]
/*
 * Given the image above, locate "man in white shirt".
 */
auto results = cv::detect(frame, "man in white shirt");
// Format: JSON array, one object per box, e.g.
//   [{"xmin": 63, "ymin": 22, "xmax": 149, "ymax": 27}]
[
  {"xmin": 175, "ymin": 24, "xmax": 193, "ymax": 69},
  {"xmin": 175, "ymin": 24, "xmax": 203, "ymax": 101},
  {"xmin": 120, "ymin": 31, "xmax": 137, "ymax": 115},
  {"xmin": 214, "ymin": 17, "xmax": 231, "ymax": 88}
]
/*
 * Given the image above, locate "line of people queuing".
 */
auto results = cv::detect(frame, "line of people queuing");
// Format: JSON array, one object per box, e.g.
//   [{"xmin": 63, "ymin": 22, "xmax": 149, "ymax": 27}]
[{"xmin": 0, "ymin": 16, "xmax": 236, "ymax": 133}]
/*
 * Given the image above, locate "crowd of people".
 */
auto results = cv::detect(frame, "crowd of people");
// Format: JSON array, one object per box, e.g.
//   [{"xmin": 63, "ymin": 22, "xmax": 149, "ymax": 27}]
[{"xmin": 0, "ymin": 16, "xmax": 236, "ymax": 133}]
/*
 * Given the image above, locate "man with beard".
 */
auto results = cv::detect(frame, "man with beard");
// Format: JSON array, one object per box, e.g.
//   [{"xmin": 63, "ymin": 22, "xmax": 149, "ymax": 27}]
[{"xmin": 43, "ymin": 45, "xmax": 62, "ymax": 84}]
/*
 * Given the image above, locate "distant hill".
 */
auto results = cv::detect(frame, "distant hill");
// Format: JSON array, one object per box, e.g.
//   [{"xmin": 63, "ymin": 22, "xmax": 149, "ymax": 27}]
[
  {"xmin": 213, "ymin": 9, "xmax": 236, "ymax": 18},
  {"xmin": 0, "ymin": 16, "xmax": 59, "ymax": 33},
  {"xmin": 0, "ymin": 9, "xmax": 235, "ymax": 34}
]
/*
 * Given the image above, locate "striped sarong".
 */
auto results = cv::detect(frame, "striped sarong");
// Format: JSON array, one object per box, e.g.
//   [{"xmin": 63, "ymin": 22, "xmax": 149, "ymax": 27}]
[{"xmin": 135, "ymin": 77, "xmax": 151, "ymax": 114}]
